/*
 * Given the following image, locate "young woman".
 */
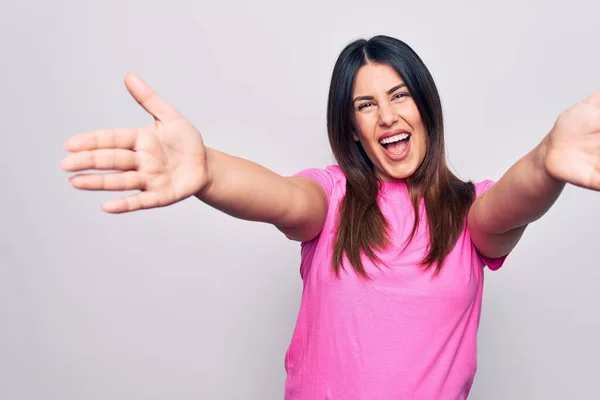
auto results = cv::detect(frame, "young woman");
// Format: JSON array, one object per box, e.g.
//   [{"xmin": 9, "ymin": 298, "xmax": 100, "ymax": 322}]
[{"xmin": 60, "ymin": 35, "xmax": 600, "ymax": 399}]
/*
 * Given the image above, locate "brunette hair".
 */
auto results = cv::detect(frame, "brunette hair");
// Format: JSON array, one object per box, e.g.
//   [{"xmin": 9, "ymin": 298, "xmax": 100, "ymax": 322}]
[{"xmin": 327, "ymin": 35, "xmax": 475, "ymax": 278}]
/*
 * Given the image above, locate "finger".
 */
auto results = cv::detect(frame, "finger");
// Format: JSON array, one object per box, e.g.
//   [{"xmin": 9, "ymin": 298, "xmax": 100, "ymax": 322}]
[
  {"xmin": 69, "ymin": 171, "xmax": 145, "ymax": 191},
  {"xmin": 582, "ymin": 90, "xmax": 600, "ymax": 107},
  {"xmin": 101, "ymin": 191, "xmax": 167, "ymax": 213},
  {"xmin": 60, "ymin": 149, "xmax": 138, "ymax": 172},
  {"xmin": 124, "ymin": 73, "xmax": 182, "ymax": 123},
  {"xmin": 64, "ymin": 128, "xmax": 138, "ymax": 152}
]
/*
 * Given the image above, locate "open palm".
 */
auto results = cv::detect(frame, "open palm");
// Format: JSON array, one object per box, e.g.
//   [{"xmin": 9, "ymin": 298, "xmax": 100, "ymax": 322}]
[
  {"xmin": 544, "ymin": 91, "xmax": 600, "ymax": 191},
  {"xmin": 60, "ymin": 73, "xmax": 208, "ymax": 213}
]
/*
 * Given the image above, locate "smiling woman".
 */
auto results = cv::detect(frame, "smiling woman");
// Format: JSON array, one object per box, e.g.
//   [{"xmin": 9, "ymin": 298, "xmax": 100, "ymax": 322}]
[
  {"xmin": 352, "ymin": 76, "xmax": 427, "ymax": 173},
  {"xmin": 352, "ymin": 73, "xmax": 425, "ymax": 175},
  {"xmin": 324, "ymin": 37, "xmax": 475, "ymax": 280},
  {"xmin": 60, "ymin": 34, "xmax": 600, "ymax": 400}
]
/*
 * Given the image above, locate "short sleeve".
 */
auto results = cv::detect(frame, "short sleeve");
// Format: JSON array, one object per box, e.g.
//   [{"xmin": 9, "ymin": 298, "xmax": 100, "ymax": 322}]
[
  {"xmin": 473, "ymin": 179, "xmax": 509, "ymax": 271},
  {"xmin": 292, "ymin": 165, "xmax": 342, "ymax": 203}
]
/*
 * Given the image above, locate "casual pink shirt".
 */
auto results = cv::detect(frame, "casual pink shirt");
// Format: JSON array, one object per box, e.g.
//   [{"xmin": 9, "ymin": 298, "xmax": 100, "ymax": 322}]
[{"xmin": 284, "ymin": 165, "xmax": 506, "ymax": 400}]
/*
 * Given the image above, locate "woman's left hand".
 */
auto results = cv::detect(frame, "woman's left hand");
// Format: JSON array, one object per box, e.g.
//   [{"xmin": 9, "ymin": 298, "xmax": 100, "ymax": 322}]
[{"xmin": 544, "ymin": 91, "xmax": 600, "ymax": 190}]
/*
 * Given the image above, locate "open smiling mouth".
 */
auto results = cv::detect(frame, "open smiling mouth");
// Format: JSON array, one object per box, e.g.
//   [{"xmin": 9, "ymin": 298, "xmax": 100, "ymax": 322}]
[{"xmin": 379, "ymin": 132, "xmax": 411, "ymax": 155}]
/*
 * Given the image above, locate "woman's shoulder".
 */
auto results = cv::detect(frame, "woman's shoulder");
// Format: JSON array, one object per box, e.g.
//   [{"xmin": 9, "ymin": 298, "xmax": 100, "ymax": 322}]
[
  {"xmin": 294, "ymin": 164, "xmax": 345, "ymax": 179},
  {"xmin": 322, "ymin": 164, "xmax": 346, "ymax": 181},
  {"xmin": 292, "ymin": 164, "xmax": 346, "ymax": 200},
  {"xmin": 471, "ymin": 179, "xmax": 496, "ymax": 198}
]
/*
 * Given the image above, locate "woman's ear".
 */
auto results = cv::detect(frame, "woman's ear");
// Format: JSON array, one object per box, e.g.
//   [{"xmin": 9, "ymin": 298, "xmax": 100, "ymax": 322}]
[{"xmin": 352, "ymin": 132, "xmax": 360, "ymax": 141}]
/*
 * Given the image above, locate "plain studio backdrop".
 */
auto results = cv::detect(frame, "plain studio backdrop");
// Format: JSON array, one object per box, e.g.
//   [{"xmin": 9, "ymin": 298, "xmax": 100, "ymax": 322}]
[{"xmin": 1, "ymin": 0, "xmax": 599, "ymax": 399}]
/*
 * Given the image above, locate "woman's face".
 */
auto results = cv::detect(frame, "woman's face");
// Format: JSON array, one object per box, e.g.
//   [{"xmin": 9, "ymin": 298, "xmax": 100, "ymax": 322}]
[{"xmin": 351, "ymin": 63, "xmax": 427, "ymax": 181}]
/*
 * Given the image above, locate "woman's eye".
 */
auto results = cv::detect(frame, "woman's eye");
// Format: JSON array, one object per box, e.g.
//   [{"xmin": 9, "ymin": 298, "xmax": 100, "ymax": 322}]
[
  {"xmin": 393, "ymin": 92, "xmax": 409, "ymax": 100},
  {"xmin": 357, "ymin": 102, "xmax": 374, "ymax": 111}
]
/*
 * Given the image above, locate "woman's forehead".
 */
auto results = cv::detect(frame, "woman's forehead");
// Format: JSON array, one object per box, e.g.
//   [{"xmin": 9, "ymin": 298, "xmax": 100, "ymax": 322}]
[{"xmin": 353, "ymin": 63, "xmax": 405, "ymax": 94}]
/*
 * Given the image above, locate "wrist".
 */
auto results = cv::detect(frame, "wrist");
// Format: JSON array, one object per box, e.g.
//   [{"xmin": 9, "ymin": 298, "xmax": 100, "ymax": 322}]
[
  {"xmin": 536, "ymin": 133, "xmax": 564, "ymax": 185},
  {"xmin": 195, "ymin": 147, "xmax": 216, "ymax": 200}
]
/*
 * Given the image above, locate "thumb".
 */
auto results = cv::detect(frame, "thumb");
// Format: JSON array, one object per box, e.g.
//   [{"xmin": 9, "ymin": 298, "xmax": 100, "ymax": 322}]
[{"xmin": 124, "ymin": 73, "xmax": 182, "ymax": 123}]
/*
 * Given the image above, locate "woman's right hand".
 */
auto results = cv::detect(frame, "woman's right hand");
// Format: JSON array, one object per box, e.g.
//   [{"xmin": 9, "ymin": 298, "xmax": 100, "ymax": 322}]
[{"xmin": 60, "ymin": 73, "xmax": 209, "ymax": 213}]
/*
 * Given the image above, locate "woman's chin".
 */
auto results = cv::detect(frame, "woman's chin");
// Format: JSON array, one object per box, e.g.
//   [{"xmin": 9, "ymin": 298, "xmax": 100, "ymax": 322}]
[{"xmin": 376, "ymin": 165, "xmax": 414, "ymax": 182}]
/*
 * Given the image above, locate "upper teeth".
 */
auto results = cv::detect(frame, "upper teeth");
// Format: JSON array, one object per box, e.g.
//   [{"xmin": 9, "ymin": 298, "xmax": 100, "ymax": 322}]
[{"xmin": 380, "ymin": 133, "xmax": 409, "ymax": 144}]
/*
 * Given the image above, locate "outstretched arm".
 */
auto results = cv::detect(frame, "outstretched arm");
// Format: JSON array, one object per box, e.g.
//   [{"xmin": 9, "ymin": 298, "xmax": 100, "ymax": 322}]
[
  {"xmin": 468, "ymin": 91, "xmax": 600, "ymax": 259},
  {"xmin": 60, "ymin": 73, "xmax": 328, "ymax": 242},
  {"xmin": 196, "ymin": 148, "xmax": 328, "ymax": 241}
]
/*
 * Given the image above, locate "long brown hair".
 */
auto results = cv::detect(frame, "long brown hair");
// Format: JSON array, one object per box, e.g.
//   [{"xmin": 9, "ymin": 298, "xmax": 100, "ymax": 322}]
[{"xmin": 327, "ymin": 35, "xmax": 475, "ymax": 278}]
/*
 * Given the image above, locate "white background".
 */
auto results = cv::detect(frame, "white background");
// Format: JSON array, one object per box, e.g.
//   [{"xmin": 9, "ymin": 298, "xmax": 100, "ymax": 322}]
[{"xmin": 2, "ymin": 0, "xmax": 599, "ymax": 398}]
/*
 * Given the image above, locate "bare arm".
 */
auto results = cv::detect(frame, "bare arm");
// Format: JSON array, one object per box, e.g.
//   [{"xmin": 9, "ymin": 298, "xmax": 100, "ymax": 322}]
[
  {"xmin": 197, "ymin": 148, "xmax": 328, "ymax": 241},
  {"xmin": 467, "ymin": 140, "xmax": 564, "ymax": 258},
  {"xmin": 468, "ymin": 92, "xmax": 600, "ymax": 259}
]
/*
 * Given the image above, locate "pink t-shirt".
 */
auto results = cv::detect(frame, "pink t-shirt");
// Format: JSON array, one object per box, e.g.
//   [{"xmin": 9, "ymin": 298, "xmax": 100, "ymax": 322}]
[{"xmin": 284, "ymin": 165, "xmax": 507, "ymax": 400}]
